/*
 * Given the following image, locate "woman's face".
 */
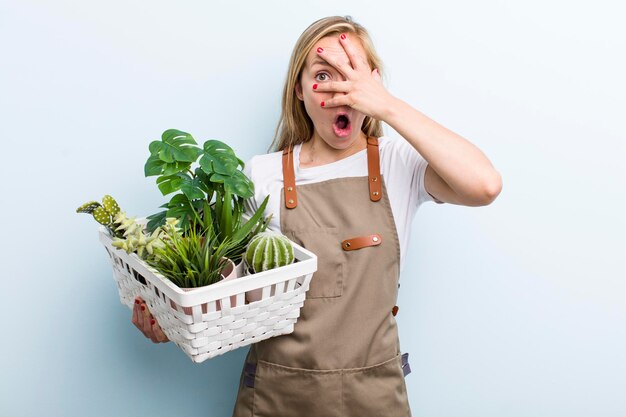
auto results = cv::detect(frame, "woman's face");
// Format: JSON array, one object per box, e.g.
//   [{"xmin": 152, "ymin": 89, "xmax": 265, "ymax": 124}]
[{"xmin": 296, "ymin": 35, "xmax": 370, "ymax": 149}]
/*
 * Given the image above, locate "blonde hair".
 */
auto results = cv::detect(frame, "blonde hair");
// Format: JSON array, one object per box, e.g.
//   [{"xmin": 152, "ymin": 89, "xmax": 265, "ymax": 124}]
[{"xmin": 268, "ymin": 15, "xmax": 386, "ymax": 153}]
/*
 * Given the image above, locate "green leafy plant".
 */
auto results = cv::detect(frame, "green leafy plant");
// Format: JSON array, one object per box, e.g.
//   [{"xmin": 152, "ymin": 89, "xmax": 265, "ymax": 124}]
[
  {"xmin": 76, "ymin": 195, "xmax": 140, "ymax": 239},
  {"xmin": 145, "ymin": 215, "xmax": 233, "ymax": 288},
  {"xmin": 143, "ymin": 129, "xmax": 271, "ymax": 264}
]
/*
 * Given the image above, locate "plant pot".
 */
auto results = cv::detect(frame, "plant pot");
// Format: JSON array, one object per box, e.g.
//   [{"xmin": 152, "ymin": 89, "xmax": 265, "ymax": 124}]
[
  {"xmin": 170, "ymin": 257, "xmax": 239, "ymax": 315},
  {"xmin": 243, "ymin": 263, "xmax": 278, "ymax": 303},
  {"xmin": 215, "ymin": 257, "xmax": 240, "ymax": 311}
]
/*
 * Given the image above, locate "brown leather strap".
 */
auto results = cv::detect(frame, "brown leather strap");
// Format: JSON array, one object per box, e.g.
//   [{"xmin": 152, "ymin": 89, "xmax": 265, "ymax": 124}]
[
  {"xmin": 282, "ymin": 146, "xmax": 297, "ymax": 209},
  {"xmin": 366, "ymin": 136, "xmax": 382, "ymax": 202},
  {"xmin": 341, "ymin": 233, "xmax": 382, "ymax": 251}
]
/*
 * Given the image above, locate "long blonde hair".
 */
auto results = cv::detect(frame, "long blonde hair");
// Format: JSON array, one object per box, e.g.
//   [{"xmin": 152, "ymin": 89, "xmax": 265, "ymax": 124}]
[{"xmin": 268, "ymin": 15, "xmax": 386, "ymax": 153}]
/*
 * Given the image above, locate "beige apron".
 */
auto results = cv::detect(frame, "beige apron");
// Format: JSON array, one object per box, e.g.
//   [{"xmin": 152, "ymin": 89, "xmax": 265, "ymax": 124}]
[{"xmin": 232, "ymin": 136, "xmax": 412, "ymax": 417}]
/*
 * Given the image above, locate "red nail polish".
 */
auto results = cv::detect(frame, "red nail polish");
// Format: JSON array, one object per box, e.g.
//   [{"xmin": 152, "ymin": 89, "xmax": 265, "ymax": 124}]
[
  {"xmin": 317, "ymin": 47, "xmax": 323, "ymax": 53},
  {"xmin": 321, "ymin": 101, "xmax": 325, "ymax": 107},
  {"xmin": 313, "ymin": 84, "xmax": 318, "ymax": 90},
  {"xmin": 340, "ymin": 33, "xmax": 346, "ymax": 40},
  {"xmin": 150, "ymin": 319, "xmax": 156, "ymax": 325},
  {"xmin": 141, "ymin": 305, "xmax": 145, "ymax": 311},
  {"xmin": 135, "ymin": 299, "xmax": 140, "ymax": 304}
]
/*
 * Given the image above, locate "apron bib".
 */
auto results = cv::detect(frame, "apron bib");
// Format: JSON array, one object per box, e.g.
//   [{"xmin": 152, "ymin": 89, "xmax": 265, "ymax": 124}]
[{"xmin": 232, "ymin": 136, "xmax": 412, "ymax": 417}]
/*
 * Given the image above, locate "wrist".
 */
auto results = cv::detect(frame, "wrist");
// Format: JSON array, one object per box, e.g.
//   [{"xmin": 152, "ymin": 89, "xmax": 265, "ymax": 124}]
[{"xmin": 380, "ymin": 95, "xmax": 404, "ymax": 125}]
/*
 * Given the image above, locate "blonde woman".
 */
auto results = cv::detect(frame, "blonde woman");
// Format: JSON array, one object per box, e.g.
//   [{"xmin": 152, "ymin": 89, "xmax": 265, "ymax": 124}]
[
  {"xmin": 230, "ymin": 15, "xmax": 502, "ymax": 416},
  {"xmin": 134, "ymin": 15, "xmax": 502, "ymax": 416}
]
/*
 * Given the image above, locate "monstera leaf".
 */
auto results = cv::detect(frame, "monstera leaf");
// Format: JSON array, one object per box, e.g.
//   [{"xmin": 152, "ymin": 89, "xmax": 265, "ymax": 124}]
[
  {"xmin": 198, "ymin": 140, "xmax": 243, "ymax": 176},
  {"xmin": 144, "ymin": 129, "xmax": 201, "ymax": 177},
  {"xmin": 210, "ymin": 169, "xmax": 254, "ymax": 198}
]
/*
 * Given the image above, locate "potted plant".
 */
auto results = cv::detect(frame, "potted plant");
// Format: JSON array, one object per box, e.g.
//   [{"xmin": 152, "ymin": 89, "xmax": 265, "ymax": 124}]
[
  {"xmin": 78, "ymin": 129, "xmax": 318, "ymax": 363},
  {"xmin": 142, "ymin": 129, "xmax": 271, "ymax": 272},
  {"xmin": 243, "ymin": 230, "xmax": 296, "ymax": 302}
]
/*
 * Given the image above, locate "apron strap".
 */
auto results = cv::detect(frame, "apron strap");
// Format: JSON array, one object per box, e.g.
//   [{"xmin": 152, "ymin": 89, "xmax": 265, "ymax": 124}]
[
  {"xmin": 366, "ymin": 136, "xmax": 382, "ymax": 202},
  {"xmin": 282, "ymin": 146, "xmax": 298, "ymax": 209}
]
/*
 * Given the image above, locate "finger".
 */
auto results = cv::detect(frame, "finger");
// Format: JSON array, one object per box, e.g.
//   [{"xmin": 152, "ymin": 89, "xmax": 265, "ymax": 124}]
[
  {"xmin": 321, "ymin": 94, "xmax": 352, "ymax": 109},
  {"xmin": 338, "ymin": 33, "xmax": 369, "ymax": 71},
  {"xmin": 140, "ymin": 301, "xmax": 152, "ymax": 335},
  {"xmin": 316, "ymin": 47, "xmax": 354, "ymax": 78},
  {"xmin": 132, "ymin": 297, "xmax": 142, "ymax": 329},
  {"xmin": 312, "ymin": 80, "xmax": 350, "ymax": 93},
  {"xmin": 152, "ymin": 319, "xmax": 170, "ymax": 343},
  {"xmin": 131, "ymin": 298, "xmax": 140, "ymax": 326},
  {"xmin": 148, "ymin": 317, "xmax": 160, "ymax": 343}
]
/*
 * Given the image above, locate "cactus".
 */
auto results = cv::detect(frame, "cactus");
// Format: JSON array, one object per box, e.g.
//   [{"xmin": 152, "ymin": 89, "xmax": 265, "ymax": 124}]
[{"xmin": 245, "ymin": 230, "xmax": 295, "ymax": 273}]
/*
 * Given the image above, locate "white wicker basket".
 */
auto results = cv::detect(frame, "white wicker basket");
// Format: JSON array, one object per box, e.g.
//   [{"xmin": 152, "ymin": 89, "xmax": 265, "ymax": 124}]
[{"xmin": 98, "ymin": 218, "xmax": 317, "ymax": 363}]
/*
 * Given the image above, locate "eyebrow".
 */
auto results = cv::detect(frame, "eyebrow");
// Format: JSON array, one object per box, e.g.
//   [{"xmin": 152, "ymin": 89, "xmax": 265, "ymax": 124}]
[{"xmin": 310, "ymin": 58, "xmax": 329, "ymax": 68}]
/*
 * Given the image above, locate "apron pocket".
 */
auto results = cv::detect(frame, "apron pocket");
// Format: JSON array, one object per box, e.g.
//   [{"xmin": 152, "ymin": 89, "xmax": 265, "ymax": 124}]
[
  {"xmin": 253, "ymin": 359, "xmax": 342, "ymax": 417},
  {"xmin": 286, "ymin": 227, "xmax": 345, "ymax": 299},
  {"xmin": 342, "ymin": 352, "xmax": 411, "ymax": 417}
]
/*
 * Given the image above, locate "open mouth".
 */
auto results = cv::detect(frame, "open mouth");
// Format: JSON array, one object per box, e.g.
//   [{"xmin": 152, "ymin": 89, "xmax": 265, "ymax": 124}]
[{"xmin": 333, "ymin": 113, "xmax": 352, "ymax": 136}]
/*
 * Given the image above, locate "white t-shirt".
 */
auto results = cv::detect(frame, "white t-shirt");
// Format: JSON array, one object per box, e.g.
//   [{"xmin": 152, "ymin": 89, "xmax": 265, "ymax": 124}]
[{"xmin": 242, "ymin": 135, "xmax": 444, "ymax": 272}]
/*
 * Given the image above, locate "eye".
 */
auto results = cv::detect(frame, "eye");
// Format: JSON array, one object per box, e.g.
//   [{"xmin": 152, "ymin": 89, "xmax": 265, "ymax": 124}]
[{"xmin": 315, "ymin": 72, "xmax": 330, "ymax": 81}]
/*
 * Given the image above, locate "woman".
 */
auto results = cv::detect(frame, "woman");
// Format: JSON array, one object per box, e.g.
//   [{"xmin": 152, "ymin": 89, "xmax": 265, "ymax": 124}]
[{"xmin": 134, "ymin": 15, "xmax": 502, "ymax": 416}]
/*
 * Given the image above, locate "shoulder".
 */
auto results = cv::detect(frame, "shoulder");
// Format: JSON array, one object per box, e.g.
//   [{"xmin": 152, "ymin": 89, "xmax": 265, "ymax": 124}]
[
  {"xmin": 243, "ymin": 149, "xmax": 283, "ymax": 180},
  {"xmin": 378, "ymin": 134, "xmax": 426, "ymax": 169}
]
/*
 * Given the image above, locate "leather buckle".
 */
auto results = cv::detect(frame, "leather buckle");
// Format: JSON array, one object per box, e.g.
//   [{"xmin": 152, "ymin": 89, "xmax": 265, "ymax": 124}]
[{"xmin": 341, "ymin": 234, "xmax": 382, "ymax": 251}]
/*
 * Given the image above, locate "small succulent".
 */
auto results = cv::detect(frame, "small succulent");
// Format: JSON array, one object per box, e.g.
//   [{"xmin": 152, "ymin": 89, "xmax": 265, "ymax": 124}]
[
  {"xmin": 245, "ymin": 230, "xmax": 295, "ymax": 273},
  {"xmin": 111, "ymin": 216, "xmax": 182, "ymax": 262}
]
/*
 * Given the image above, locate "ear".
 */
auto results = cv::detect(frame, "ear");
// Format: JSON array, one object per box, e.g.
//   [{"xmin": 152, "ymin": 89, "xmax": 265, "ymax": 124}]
[{"xmin": 295, "ymin": 80, "xmax": 304, "ymax": 101}]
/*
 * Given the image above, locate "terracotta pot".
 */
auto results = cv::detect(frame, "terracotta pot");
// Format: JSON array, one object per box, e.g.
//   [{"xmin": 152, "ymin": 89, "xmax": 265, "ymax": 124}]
[
  {"xmin": 215, "ymin": 258, "xmax": 239, "ymax": 310},
  {"xmin": 169, "ymin": 257, "xmax": 239, "ymax": 315},
  {"xmin": 244, "ymin": 263, "xmax": 276, "ymax": 304}
]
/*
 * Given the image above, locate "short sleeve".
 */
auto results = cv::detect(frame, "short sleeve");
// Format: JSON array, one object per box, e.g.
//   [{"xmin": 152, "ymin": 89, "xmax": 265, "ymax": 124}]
[
  {"xmin": 242, "ymin": 156, "xmax": 258, "ymax": 217},
  {"xmin": 390, "ymin": 136, "xmax": 444, "ymax": 206},
  {"xmin": 417, "ymin": 161, "xmax": 445, "ymax": 205}
]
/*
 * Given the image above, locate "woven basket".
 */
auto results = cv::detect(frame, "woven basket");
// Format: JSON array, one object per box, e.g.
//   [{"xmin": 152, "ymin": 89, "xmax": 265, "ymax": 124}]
[{"xmin": 98, "ymin": 219, "xmax": 317, "ymax": 363}]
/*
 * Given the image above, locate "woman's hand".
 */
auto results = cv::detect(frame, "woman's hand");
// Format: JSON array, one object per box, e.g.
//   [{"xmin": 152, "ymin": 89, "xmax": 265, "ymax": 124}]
[
  {"xmin": 132, "ymin": 296, "xmax": 170, "ymax": 343},
  {"xmin": 313, "ymin": 33, "xmax": 396, "ymax": 121}
]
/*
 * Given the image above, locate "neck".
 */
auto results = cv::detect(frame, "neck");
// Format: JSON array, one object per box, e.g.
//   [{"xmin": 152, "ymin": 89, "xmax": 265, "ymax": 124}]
[{"xmin": 301, "ymin": 132, "xmax": 368, "ymax": 167}]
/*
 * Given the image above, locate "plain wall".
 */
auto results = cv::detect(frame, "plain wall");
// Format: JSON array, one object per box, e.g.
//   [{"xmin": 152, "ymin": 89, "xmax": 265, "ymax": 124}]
[{"xmin": 1, "ymin": 1, "xmax": 624, "ymax": 416}]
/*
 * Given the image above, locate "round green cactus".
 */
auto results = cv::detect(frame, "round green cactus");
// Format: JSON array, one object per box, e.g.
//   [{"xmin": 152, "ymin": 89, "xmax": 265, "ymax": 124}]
[{"xmin": 245, "ymin": 231, "xmax": 295, "ymax": 273}]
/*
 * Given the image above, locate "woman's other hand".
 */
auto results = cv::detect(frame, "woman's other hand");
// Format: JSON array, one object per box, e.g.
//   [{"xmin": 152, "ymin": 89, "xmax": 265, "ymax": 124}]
[
  {"xmin": 313, "ymin": 33, "xmax": 395, "ymax": 121},
  {"xmin": 132, "ymin": 296, "xmax": 170, "ymax": 343}
]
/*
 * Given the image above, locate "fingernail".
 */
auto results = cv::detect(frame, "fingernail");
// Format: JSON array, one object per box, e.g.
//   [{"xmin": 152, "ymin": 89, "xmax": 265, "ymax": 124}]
[
  {"xmin": 141, "ymin": 305, "xmax": 146, "ymax": 311},
  {"xmin": 317, "ymin": 47, "xmax": 323, "ymax": 53},
  {"xmin": 150, "ymin": 319, "xmax": 156, "ymax": 325},
  {"xmin": 340, "ymin": 33, "xmax": 346, "ymax": 40},
  {"xmin": 313, "ymin": 84, "xmax": 318, "ymax": 90},
  {"xmin": 321, "ymin": 101, "xmax": 325, "ymax": 107}
]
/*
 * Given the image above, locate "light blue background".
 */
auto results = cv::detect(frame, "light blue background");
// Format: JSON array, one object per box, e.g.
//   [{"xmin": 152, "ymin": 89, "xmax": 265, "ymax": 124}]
[{"xmin": 1, "ymin": 1, "xmax": 624, "ymax": 416}]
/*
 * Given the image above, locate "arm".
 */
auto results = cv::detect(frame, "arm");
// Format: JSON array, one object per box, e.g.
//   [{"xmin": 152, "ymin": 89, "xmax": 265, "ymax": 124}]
[{"xmin": 383, "ymin": 98, "xmax": 502, "ymax": 207}]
